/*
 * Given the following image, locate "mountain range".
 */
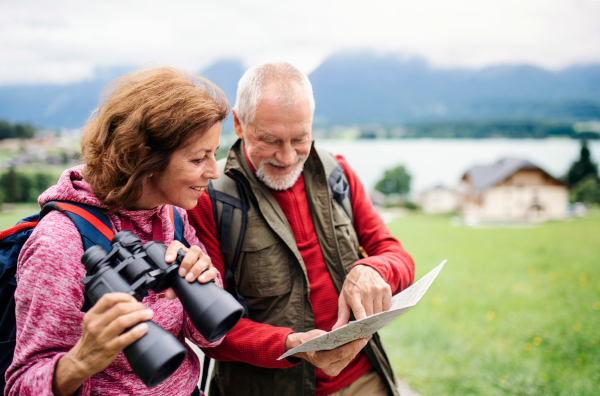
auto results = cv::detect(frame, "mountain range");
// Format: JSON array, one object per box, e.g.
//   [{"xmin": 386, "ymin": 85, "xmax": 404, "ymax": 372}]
[{"xmin": 1, "ymin": 52, "xmax": 599, "ymax": 131}]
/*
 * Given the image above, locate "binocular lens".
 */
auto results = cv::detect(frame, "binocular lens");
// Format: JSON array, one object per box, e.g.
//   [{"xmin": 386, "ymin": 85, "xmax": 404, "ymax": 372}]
[
  {"xmin": 123, "ymin": 321, "xmax": 188, "ymax": 387},
  {"xmin": 81, "ymin": 245, "xmax": 109, "ymax": 275}
]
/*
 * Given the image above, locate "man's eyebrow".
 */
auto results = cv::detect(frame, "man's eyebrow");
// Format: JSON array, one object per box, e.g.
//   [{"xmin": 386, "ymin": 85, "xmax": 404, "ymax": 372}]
[{"xmin": 257, "ymin": 131, "xmax": 279, "ymax": 140}]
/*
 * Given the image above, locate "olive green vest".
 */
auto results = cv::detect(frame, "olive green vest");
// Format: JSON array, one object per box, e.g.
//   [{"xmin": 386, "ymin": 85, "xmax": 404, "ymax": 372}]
[{"xmin": 208, "ymin": 140, "xmax": 400, "ymax": 396}]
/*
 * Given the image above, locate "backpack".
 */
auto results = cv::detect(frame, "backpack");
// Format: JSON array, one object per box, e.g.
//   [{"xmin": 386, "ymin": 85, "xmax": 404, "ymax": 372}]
[
  {"xmin": 199, "ymin": 148, "xmax": 354, "ymax": 392},
  {"xmin": 0, "ymin": 202, "xmax": 188, "ymax": 393}
]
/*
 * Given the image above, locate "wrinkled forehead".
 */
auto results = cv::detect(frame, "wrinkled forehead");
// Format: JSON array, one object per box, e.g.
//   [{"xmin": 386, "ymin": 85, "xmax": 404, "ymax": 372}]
[
  {"xmin": 259, "ymin": 81, "xmax": 310, "ymax": 111},
  {"xmin": 252, "ymin": 102, "xmax": 311, "ymax": 139}
]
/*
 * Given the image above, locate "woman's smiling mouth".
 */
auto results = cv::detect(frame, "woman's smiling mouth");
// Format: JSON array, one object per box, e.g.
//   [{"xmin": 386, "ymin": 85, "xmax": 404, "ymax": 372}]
[{"xmin": 190, "ymin": 186, "xmax": 205, "ymax": 194}]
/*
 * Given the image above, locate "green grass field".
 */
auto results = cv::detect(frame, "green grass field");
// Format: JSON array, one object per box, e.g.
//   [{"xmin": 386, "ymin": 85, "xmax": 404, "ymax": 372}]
[
  {"xmin": 381, "ymin": 210, "xmax": 600, "ymax": 395},
  {"xmin": 2, "ymin": 204, "xmax": 598, "ymax": 395},
  {"xmin": 0, "ymin": 203, "xmax": 42, "ymax": 227}
]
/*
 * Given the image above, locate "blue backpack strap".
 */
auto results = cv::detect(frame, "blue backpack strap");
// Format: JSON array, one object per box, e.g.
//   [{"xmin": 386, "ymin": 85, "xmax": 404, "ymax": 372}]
[
  {"xmin": 168, "ymin": 205, "xmax": 190, "ymax": 248},
  {"xmin": 40, "ymin": 201, "xmax": 115, "ymax": 311},
  {"xmin": 40, "ymin": 201, "xmax": 113, "ymax": 252},
  {"xmin": 0, "ymin": 214, "xmax": 40, "ymax": 287}
]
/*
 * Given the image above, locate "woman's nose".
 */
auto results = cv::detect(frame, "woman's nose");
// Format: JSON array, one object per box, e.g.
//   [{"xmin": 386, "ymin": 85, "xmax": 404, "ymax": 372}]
[{"xmin": 205, "ymin": 157, "xmax": 220, "ymax": 180}]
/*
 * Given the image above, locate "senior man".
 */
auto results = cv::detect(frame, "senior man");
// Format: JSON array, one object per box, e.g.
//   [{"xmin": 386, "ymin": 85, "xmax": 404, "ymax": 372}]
[{"xmin": 188, "ymin": 62, "xmax": 414, "ymax": 396}]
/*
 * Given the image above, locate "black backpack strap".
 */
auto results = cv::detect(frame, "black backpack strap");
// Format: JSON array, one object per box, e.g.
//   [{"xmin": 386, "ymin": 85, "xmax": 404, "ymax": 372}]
[
  {"xmin": 208, "ymin": 180, "xmax": 247, "ymax": 256},
  {"xmin": 202, "ymin": 172, "xmax": 249, "ymax": 394},
  {"xmin": 328, "ymin": 163, "xmax": 352, "ymax": 219},
  {"xmin": 207, "ymin": 178, "xmax": 249, "ymax": 319},
  {"xmin": 316, "ymin": 147, "xmax": 354, "ymax": 225},
  {"xmin": 168, "ymin": 205, "xmax": 190, "ymax": 248},
  {"xmin": 200, "ymin": 354, "xmax": 211, "ymax": 393}
]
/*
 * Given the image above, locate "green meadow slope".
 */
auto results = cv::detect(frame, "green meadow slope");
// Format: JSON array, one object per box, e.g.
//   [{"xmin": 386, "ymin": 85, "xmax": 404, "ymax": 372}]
[
  {"xmin": 383, "ymin": 210, "xmax": 600, "ymax": 395},
  {"xmin": 2, "ymin": 205, "xmax": 598, "ymax": 394}
]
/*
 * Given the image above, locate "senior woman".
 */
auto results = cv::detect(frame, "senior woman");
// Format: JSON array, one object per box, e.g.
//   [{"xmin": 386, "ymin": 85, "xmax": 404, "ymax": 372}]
[{"xmin": 5, "ymin": 67, "xmax": 229, "ymax": 396}]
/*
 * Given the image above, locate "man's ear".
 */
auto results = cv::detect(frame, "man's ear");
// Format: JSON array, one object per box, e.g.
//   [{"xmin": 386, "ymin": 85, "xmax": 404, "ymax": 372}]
[{"xmin": 232, "ymin": 110, "xmax": 245, "ymax": 140}]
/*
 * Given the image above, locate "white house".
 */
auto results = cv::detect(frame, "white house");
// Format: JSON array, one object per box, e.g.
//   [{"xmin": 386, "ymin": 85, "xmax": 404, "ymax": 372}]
[
  {"xmin": 419, "ymin": 186, "xmax": 458, "ymax": 214},
  {"xmin": 458, "ymin": 158, "xmax": 568, "ymax": 222}
]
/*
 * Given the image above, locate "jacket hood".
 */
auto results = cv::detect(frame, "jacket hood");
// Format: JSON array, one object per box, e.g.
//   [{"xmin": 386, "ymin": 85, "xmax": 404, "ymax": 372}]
[
  {"xmin": 38, "ymin": 164, "xmax": 171, "ymax": 226},
  {"xmin": 39, "ymin": 165, "xmax": 109, "ymax": 209},
  {"xmin": 38, "ymin": 165, "xmax": 180, "ymax": 245}
]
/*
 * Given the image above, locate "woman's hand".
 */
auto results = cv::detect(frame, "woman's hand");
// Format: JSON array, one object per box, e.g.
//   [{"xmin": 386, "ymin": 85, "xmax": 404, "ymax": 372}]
[
  {"xmin": 163, "ymin": 241, "xmax": 219, "ymax": 300},
  {"xmin": 53, "ymin": 293, "xmax": 152, "ymax": 396}
]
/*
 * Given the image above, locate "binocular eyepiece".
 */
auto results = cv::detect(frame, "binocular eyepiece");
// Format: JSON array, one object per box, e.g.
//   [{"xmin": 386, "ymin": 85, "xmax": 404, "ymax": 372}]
[{"xmin": 81, "ymin": 231, "xmax": 244, "ymax": 387}]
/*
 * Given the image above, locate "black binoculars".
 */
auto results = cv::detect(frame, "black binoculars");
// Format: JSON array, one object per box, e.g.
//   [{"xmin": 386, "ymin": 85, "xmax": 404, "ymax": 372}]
[{"xmin": 81, "ymin": 231, "xmax": 244, "ymax": 387}]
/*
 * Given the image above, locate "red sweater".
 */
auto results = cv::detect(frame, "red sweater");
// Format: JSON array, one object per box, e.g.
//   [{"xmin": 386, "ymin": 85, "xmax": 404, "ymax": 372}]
[{"xmin": 188, "ymin": 153, "xmax": 414, "ymax": 395}]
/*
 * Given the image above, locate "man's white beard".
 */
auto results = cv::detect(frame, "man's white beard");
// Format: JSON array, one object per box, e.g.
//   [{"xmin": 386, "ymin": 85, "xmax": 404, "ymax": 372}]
[{"xmin": 255, "ymin": 154, "xmax": 308, "ymax": 191}]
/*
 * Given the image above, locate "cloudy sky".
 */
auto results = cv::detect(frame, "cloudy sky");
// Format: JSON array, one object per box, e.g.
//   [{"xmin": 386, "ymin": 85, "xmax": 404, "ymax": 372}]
[{"xmin": 1, "ymin": 0, "xmax": 600, "ymax": 85}]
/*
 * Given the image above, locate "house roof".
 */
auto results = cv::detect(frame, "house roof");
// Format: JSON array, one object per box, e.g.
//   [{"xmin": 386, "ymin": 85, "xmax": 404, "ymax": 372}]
[{"xmin": 463, "ymin": 158, "xmax": 563, "ymax": 191}]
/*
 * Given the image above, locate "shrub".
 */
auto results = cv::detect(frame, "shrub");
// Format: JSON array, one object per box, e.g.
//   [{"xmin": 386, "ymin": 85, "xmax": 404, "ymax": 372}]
[
  {"xmin": 375, "ymin": 165, "xmax": 411, "ymax": 197},
  {"xmin": 570, "ymin": 175, "xmax": 600, "ymax": 204},
  {"xmin": 0, "ymin": 169, "xmax": 55, "ymax": 203}
]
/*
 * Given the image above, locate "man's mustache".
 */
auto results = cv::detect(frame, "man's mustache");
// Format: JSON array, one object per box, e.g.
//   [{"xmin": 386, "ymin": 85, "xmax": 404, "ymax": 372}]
[{"xmin": 262, "ymin": 154, "xmax": 307, "ymax": 168}]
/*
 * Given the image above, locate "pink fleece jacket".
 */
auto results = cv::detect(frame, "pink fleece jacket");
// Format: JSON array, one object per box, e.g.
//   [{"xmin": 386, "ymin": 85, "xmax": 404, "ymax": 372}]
[{"xmin": 5, "ymin": 165, "xmax": 222, "ymax": 396}]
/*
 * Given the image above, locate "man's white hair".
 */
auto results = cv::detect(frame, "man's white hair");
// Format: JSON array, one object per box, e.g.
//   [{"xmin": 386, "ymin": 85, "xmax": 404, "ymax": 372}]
[{"xmin": 233, "ymin": 62, "xmax": 315, "ymax": 128}]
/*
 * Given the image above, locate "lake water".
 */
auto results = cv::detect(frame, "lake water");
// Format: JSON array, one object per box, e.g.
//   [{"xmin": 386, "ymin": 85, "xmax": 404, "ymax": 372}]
[{"xmin": 316, "ymin": 139, "xmax": 600, "ymax": 194}]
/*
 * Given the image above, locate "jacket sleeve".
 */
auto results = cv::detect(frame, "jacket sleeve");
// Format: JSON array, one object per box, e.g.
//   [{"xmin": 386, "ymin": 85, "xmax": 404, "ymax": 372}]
[
  {"xmin": 335, "ymin": 155, "xmax": 415, "ymax": 294},
  {"xmin": 5, "ymin": 211, "xmax": 92, "ymax": 396},
  {"xmin": 187, "ymin": 195, "xmax": 298, "ymax": 368},
  {"xmin": 176, "ymin": 207, "xmax": 225, "ymax": 348}
]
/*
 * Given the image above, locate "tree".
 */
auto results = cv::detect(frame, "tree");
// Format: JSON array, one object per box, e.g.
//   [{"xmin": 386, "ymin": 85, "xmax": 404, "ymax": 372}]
[
  {"xmin": 375, "ymin": 165, "xmax": 411, "ymax": 197},
  {"xmin": 0, "ymin": 120, "xmax": 36, "ymax": 140},
  {"xmin": 0, "ymin": 167, "xmax": 21, "ymax": 203},
  {"xmin": 33, "ymin": 172, "xmax": 53, "ymax": 197},
  {"xmin": 0, "ymin": 120, "xmax": 14, "ymax": 139},
  {"xmin": 570, "ymin": 175, "xmax": 600, "ymax": 204},
  {"xmin": 19, "ymin": 174, "xmax": 32, "ymax": 202},
  {"xmin": 14, "ymin": 123, "xmax": 35, "ymax": 139},
  {"xmin": 566, "ymin": 140, "xmax": 599, "ymax": 186}
]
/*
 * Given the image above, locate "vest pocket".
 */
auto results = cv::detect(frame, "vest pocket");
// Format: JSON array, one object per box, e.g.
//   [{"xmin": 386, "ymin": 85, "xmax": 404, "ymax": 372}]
[
  {"xmin": 331, "ymin": 200, "xmax": 361, "ymax": 273},
  {"xmin": 238, "ymin": 225, "xmax": 292, "ymax": 298}
]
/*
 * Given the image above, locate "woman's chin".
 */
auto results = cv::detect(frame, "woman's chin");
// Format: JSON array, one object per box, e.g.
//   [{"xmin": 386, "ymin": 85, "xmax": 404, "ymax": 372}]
[
  {"xmin": 168, "ymin": 196, "xmax": 200, "ymax": 211},
  {"xmin": 179, "ymin": 199, "xmax": 199, "ymax": 210}
]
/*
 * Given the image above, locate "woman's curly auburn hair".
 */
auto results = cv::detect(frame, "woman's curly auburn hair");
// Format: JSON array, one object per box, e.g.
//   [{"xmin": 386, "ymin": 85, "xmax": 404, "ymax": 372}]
[{"xmin": 80, "ymin": 67, "xmax": 229, "ymax": 210}]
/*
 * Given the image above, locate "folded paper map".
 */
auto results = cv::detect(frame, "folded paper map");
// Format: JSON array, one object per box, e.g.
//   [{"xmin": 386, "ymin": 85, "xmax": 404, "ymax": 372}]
[{"xmin": 278, "ymin": 260, "xmax": 446, "ymax": 360}]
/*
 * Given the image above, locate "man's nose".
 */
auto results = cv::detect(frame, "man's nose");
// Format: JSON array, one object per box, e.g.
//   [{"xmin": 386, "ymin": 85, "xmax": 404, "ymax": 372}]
[{"xmin": 276, "ymin": 142, "xmax": 296, "ymax": 166}]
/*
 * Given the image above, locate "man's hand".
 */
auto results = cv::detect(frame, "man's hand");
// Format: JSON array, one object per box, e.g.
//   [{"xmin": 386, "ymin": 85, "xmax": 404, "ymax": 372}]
[
  {"xmin": 332, "ymin": 265, "xmax": 392, "ymax": 330},
  {"xmin": 285, "ymin": 330, "xmax": 371, "ymax": 376}
]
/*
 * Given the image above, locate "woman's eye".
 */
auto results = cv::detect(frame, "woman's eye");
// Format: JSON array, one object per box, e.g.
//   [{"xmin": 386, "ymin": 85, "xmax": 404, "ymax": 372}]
[{"xmin": 193, "ymin": 158, "xmax": 206, "ymax": 164}]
